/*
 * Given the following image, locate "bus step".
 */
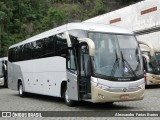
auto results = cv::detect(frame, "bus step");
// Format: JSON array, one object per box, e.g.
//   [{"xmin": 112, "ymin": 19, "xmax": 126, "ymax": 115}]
[{"xmin": 82, "ymin": 93, "xmax": 91, "ymax": 99}]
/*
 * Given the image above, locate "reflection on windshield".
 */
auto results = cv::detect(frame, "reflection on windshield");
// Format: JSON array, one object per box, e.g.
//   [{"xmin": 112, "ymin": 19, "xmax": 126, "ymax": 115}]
[
  {"xmin": 89, "ymin": 32, "xmax": 143, "ymax": 79},
  {"xmin": 147, "ymin": 56, "xmax": 160, "ymax": 74},
  {"xmin": 118, "ymin": 35, "xmax": 142, "ymax": 77},
  {"xmin": 155, "ymin": 52, "xmax": 160, "ymax": 66}
]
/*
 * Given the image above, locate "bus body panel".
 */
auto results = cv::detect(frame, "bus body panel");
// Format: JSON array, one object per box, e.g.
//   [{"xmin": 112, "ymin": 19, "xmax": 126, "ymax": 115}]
[
  {"xmin": 66, "ymin": 71, "xmax": 79, "ymax": 101},
  {"xmin": 8, "ymin": 56, "xmax": 66, "ymax": 97},
  {"xmin": 8, "ymin": 61, "xmax": 21, "ymax": 90}
]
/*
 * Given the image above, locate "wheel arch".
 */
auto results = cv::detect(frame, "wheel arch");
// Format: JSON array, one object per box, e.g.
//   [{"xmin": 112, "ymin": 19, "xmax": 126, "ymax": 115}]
[
  {"xmin": 61, "ymin": 81, "xmax": 67, "ymax": 97},
  {"xmin": 17, "ymin": 77, "xmax": 24, "ymax": 90},
  {"xmin": 17, "ymin": 79, "xmax": 22, "ymax": 90}
]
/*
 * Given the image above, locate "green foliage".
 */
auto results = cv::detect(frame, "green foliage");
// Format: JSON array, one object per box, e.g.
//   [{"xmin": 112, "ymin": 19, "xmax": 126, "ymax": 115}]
[
  {"xmin": 46, "ymin": 8, "xmax": 66, "ymax": 28},
  {"xmin": 90, "ymin": 0, "xmax": 106, "ymax": 16}
]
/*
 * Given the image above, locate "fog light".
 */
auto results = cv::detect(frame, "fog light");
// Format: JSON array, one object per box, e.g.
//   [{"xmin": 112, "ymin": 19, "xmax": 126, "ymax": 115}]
[{"xmin": 98, "ymin": 93, "xmax": 105, "ymax": 99}]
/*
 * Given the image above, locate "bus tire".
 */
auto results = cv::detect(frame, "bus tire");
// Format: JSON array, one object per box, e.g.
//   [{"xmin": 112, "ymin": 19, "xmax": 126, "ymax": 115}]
[
  {"xmin": 64, "ymin": 87, "xmax": 75, "ymax": 107},
  {"xmin": 4, "ymin": 79, "xmax": 8, "ymax": 88},
  {"xmin": 18, "ymin": 81, "xmax": 25, "ymax": 97}
]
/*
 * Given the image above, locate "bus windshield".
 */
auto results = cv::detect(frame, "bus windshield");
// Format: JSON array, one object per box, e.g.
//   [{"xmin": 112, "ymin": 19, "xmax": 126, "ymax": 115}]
[
  {"xmin": 89, "ymin": 32, "xmax": 143, "ymax": 79},
  {"xmin": 148, "ymin": 56, "xmax": 160, "ymax": 75},
  {"xmin": 141, "ymin": 51, "xmax": 160, "ymax": 74},
  {"xmin": 155, "ymin": 52, "xmax": 160, "ymax": 66}
]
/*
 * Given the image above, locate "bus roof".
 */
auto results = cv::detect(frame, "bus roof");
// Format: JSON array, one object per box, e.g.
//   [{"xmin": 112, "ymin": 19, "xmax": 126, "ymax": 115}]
[
  {"xmin": 0, "ymin": 57, "xmax": 8, "ymax": 60},
  {"xmin": 9, "ymin": 22, "xmax": 134, "ymax": 49}
]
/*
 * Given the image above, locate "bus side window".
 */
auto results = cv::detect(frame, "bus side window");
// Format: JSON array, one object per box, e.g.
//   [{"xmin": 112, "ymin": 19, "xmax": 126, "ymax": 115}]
[
  {"xmin": 67, "ymin": 49, "xmax": 77, "ymax": 74},
  {"xmin": 9, "ymin": 48, "xmax": 15, "ymax": 62},
  {"xmin": 55, "ymin": 33, "xmax": 67, "ymax": 58},
  {"xmin": 44, "ymin": 36, "xmax": 55, "ymax": 57}
]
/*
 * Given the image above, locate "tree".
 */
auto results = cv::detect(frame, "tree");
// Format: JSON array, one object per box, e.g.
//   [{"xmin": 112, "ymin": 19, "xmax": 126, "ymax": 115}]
[{"xmin": 0, "ymin": 11, "xmax": 7, "ymax": 57}]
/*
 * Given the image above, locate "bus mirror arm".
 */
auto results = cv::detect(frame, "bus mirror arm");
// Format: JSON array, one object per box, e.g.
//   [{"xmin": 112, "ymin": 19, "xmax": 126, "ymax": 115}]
[{"xmin": 78, "ymin": 38, "xmax": 95, "ymax": 56}]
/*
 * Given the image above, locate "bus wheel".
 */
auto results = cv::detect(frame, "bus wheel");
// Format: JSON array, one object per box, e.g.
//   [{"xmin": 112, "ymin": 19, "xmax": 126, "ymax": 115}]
[
  {"xmin": 18, "ymin": 82, "xmax": 25, "ymax": 97},
  {"xmin": 4, "ymin": 79, "xmax": 8, "ymax": 88},
  {"xmin": 64, "ymin": 87, "xmax": 75, "ymax": 106}
]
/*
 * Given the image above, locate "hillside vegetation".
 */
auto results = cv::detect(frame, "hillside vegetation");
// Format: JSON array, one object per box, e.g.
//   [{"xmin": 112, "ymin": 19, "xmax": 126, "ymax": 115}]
[{"xmin": 0, "ymin": 0, "xmax": 141, "ymax": 57}]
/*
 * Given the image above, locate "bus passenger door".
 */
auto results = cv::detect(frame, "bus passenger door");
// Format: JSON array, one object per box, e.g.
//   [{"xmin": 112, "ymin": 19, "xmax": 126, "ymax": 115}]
[{"xmin": 66, "ymin": 48, "xmax": 79, "ymax": 101}]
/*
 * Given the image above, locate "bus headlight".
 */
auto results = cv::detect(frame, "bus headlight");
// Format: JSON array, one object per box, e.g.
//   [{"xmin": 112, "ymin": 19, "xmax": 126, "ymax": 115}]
[
  {"xmin": 91, "ymin": 81, "xmax": 109, "ymax": 89},
  {"xmin": 98, "ymin": 93, "xmax": 105, "ymax": 99},
  {"xmin": 138, "ymin": 84, "xmax": 145, "ymax": 89}
]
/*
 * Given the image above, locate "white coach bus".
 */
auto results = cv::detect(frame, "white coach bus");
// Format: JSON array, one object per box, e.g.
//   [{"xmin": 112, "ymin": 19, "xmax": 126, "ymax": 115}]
[{"xmin": 8, "ymin": 22, "xmax": 145, "ymax": 106}]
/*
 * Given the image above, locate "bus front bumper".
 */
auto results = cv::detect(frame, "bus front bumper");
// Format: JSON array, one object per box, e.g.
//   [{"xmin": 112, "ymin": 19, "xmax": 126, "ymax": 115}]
[
  {"xmin": 91, "ymin": 84, "xmax": 145, "ymax": 103},
  {"xmin": 0, "ymin": 77, "xmax": 4, "ymax": 86}
]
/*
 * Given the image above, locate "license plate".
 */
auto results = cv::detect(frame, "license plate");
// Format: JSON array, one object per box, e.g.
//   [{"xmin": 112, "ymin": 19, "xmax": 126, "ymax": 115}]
[{"xmin": 120, "ymin": 94, "xmax": 129, "ymax": 100}]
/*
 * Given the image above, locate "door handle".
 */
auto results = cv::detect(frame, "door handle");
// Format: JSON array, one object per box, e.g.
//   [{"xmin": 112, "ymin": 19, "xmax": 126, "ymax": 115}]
[{"xmin": 67, "ymin": 79, "xmax": 70, "ymax": 82}]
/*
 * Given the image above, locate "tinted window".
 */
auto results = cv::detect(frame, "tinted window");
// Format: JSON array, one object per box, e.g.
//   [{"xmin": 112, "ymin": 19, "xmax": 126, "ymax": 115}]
[
  {"xmin": 23, "ymin": 43, "xmax": 31, "ymax": 60},
  {"xmin": 9, "ymin": 32, "xmax": 68, "ymax": 62},
  {"xmin": 8, "ymin": 49, "xmax": 13, "ymax": 62},
  {"xmin": 55, "ymin": 33, "xmax": 67, "ymax": 57},
  {"xmin": 18, "ymin": 45, "xmax": 23, "ymax": 61},
  {"xmin": 44, "ymin": 36, "xmax": 55, "ymax": 57},
  {"xmin": 35, "ymin": 39, "xmax": 45, "ymax": 58}
]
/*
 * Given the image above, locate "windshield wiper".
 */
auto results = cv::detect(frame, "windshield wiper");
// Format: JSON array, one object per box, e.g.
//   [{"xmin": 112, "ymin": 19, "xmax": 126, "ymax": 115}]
[
  {"xmin": 110, "ymin": 50, "xmax": 120, "ymax": 78},
  {"xmin": 134, "ymin": 53, "xmax": 141, "ymax": 72},
  {"xmin": 121, "ymin": 51, "xmax": 137, "ymax": 78}
]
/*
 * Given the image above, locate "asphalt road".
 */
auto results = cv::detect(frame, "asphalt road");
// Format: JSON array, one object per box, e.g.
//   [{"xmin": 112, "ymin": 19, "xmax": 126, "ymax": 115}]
[{"xmin": 0, "ymin": 85, "xmax": 160, "ymax": 120}]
